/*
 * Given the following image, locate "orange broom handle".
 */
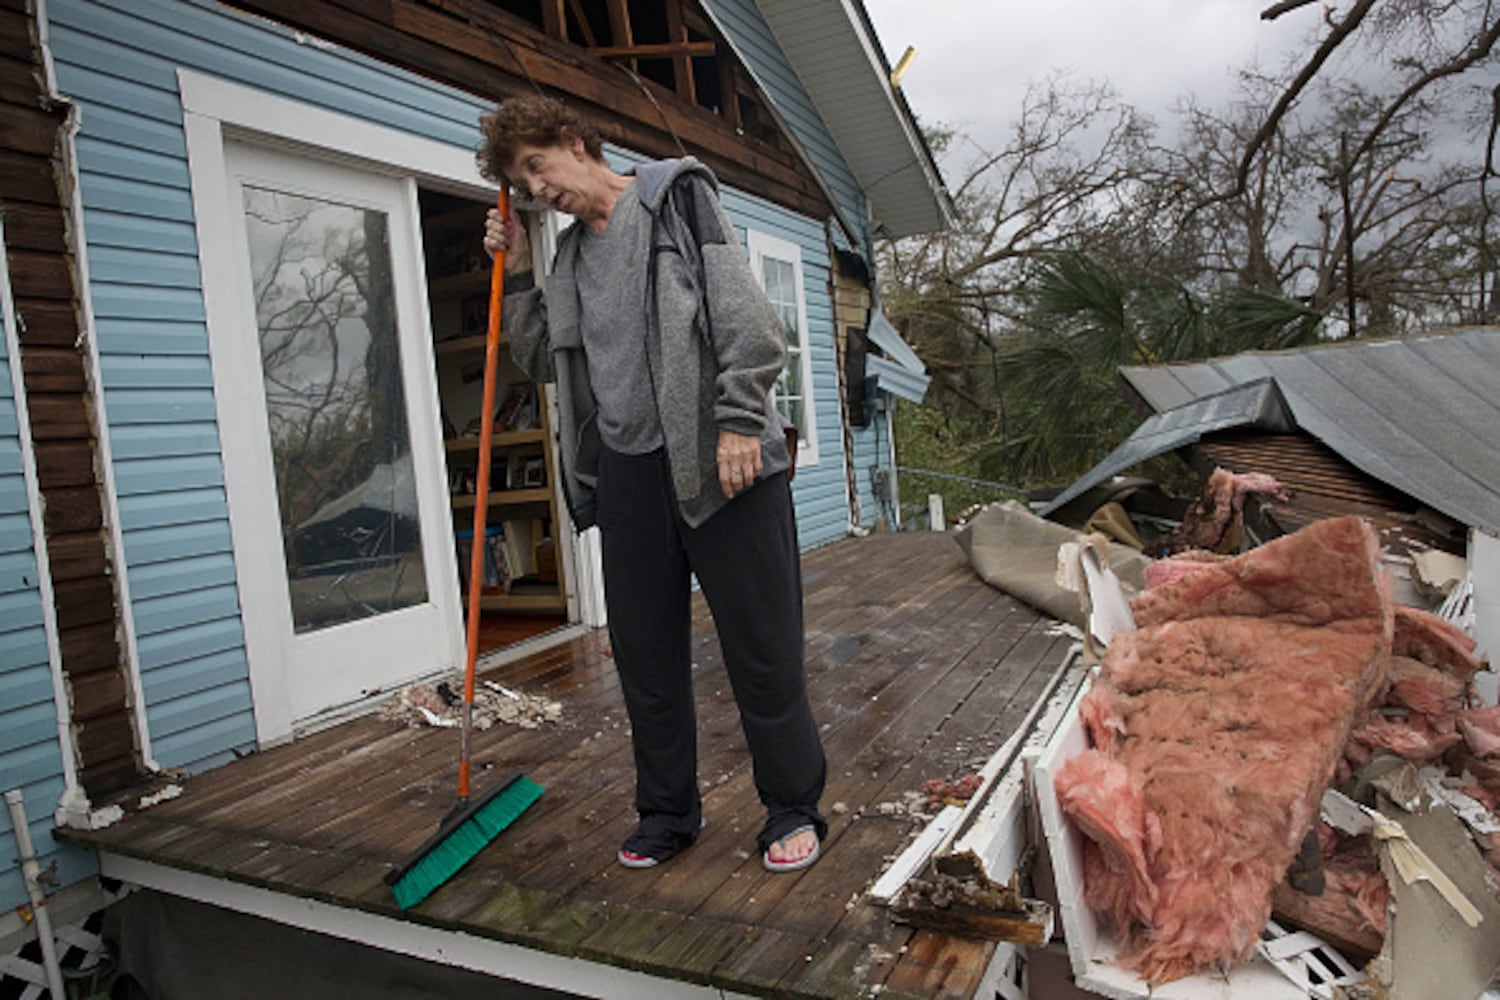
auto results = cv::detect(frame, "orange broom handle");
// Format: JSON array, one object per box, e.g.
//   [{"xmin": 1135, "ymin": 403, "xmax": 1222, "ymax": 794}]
[{"xmin": 459, "ymin": 186, "xmax": 510, "ymax": 802}]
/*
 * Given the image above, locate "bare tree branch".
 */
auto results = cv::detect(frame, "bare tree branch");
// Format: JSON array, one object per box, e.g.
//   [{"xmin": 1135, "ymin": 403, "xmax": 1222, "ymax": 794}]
[
  {"xmin": 1345, "ymin": 14, "xmax": 1500, "ymax": 172},
  {"xmin": 1262, "ymin": 0, "xmax": 1320, "ymax": 20},
  {"xmin": 1189, "ymin": 0, "xmax": 1379, "ymax": 219}
]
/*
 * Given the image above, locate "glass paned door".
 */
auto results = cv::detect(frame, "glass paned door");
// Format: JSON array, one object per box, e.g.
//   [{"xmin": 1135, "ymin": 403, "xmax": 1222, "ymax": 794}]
[
  {"xmin": 241, "ymin": 185, "xmax": 427, "ymax": 632},
  {"xmin": 214, "ymin": 141, "xmax": 459, "ymax": 735}
]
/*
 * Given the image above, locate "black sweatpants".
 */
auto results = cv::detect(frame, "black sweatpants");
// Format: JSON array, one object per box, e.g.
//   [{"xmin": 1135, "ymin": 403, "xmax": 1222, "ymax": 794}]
[{"xmin": 596, "ymin": 446, "xmax": 827, "ymax": 854}]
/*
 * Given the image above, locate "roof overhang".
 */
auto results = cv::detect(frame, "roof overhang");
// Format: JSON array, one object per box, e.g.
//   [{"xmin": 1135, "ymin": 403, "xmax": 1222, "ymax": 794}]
[
  {"xmin": 753, "ymin": 0, "xmax": 953, "ymax": 239},
  {"xmin": 1040, "ymin": 380, "xmax": 1293, "ymax": 518}
]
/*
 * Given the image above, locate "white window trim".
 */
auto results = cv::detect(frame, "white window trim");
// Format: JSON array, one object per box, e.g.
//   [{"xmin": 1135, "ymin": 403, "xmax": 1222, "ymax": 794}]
[{"xmin": 744, "ymin": 229, "xmax": 818, "ymax": 466}]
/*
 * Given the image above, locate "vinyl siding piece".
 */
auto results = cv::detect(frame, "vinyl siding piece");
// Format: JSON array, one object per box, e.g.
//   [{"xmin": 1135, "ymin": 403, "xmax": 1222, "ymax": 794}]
[{"xmin": 45, "ymin": 0, "xmax": 879, "ymax": 783}]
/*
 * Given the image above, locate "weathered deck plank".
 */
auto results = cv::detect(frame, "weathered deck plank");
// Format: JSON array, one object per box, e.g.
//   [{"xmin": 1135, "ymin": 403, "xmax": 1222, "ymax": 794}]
[{"xmin": 60, "ymin": 531, "xmax": 1071, "ymax": 998}]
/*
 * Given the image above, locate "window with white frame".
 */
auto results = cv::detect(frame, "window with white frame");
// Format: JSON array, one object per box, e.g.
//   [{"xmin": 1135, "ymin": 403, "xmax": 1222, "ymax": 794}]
[{"xmin": 745, "ymin": 230, "xmax": 817, "ymax": 464}]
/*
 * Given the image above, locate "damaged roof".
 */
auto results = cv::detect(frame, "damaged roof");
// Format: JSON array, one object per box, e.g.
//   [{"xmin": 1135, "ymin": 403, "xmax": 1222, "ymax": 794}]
[{"xmin": 1046, "ymin": 328, "xmax": 1500, "ymax": 536}]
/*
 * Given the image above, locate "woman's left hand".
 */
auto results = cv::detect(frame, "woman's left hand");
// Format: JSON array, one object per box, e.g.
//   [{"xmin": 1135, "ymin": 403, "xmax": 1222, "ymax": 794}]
[{"xmin": 717, "ymin": 429, "xmax": 763, "ymax": 498}]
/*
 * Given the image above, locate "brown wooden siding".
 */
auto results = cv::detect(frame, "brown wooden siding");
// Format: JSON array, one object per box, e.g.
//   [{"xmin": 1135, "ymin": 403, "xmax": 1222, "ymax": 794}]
[
  {"xmin": 2, "ymin": 0, "xmax": 140, "ymax": 796},
  {"xmin": 229, "ymin": 0, "xmax": 834, "ymax": 223}
]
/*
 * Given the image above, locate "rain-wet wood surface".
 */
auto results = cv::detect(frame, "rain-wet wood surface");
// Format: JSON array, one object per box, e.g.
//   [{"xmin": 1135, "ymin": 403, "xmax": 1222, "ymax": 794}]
[{"xmin": 62, "ymin": 531, "xmax": 1072, "ymax": 998}]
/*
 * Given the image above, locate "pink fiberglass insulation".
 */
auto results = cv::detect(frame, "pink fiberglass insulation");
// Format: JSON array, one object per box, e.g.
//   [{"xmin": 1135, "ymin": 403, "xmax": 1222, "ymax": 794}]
[
  {"xmin": 1393, "ymin": 605, "xmax": 1483, "ymax": 677},
  {"xmin": 1158, "ymin": 467, "xmax": 1289, "ymax": 555},
  {"xmin": 1458, "ymin": 705, "xmax": 1500, "ymax": 759},
  {"xmin": 1053, "ymin": 516, "xmax": 1391, "ymax": 984},
  {"xmin": 1141, "ymin": 550, "xmax": 1229, "ymax": 590},
  {"xmin": 1345, "ymin": 656, "xmax": 1467, "ymax": 767}
]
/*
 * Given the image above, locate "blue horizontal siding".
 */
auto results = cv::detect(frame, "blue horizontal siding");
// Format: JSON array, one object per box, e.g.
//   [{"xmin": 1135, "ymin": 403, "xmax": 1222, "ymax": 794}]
[
  {"xmin": 104, "ymin": 388, "xmax": 218, "ymax": 426},
  {"xmin": 122, "ymin": 519, "xmax": 234, "ymax": 566},
  {"xmin": 149, "ymin": 679, "xmax": 255, "ymax": 739},
  {"xmin": 140, "ymin": 646, "xmax": 249, "ymax": 703},
  {"xmin": 0, "ymin": 662, "xmax": 55, "ymax": 713},
  {"xmin": 127, "ymin": 552, "xmax": 237, "ymax": 602},
  {"xmin": 0, "ymin": 548, "xmax": 42, "ymax": 590},
  {"xmin": 0, "ymin": 701, "xmax": 57, "ymax": 757},
  {"xmin": 74, "ymin": 137, "xmax": 192, "ymax": 189},
  {"xmin": 100, "ymin": 355, "xmax": 214, "ymax": 391},
  {"xmin": 0, "ymin": 590, "xmax": 46, "ymax": 635},
  {"xmin": 0, "ymin": 513, "xmax": 36, "ymax": 554},
  {"xmin": 89, "ymin": 283, "xmax": 206, "ymax": 323},
  {"xmin": 0, "ymin": 743, "xmax": 68, "ymax": 796},
  {"xmin": 82, "ymin": 208, "xmax": 199, "ymax": 256},
  {"xmin": 93, "ymin": 318, "xmax": 210, "ymax": 357},
  {"xmin": 109, "ymin": 422, "xmax": 222, "ymax": 462},
  {"xmin": 135, "ymin": 616, "xmax": 246, "ymax": 673},
  {"xmin": 0, "ymin": 627, "xmax": 48, "ymax": 672},
  {"xmin": 113, "ymin": 455, "xmax": 223, "ymax": 497},
  {"xmin": 88, "ymin": 247, "xmax": 202, "ymax": 289},
  {"xmin": 0, "ymin": 477, "xmax": 29, "ymax": 516},
  {"xmin": 76, "ymin": 103, "xmax": 188, "ymax": 158},
  {"xmin": 150, "ymin": 712, "xmax": 257, "ymax": 771},
  {"xmin": 132, "ymin": 583, "xmax": 241, "ymax": 637},
  {"xmin": 117, "ymin": 488, "xmax": 229, "ymax": 532},
  {"xmin": 0, "ymin": 439, "xmax": 21, "ymax": 478},
  {"xmin": 79, "ymin": 173, "xmax": 195, "ymax": 223}
]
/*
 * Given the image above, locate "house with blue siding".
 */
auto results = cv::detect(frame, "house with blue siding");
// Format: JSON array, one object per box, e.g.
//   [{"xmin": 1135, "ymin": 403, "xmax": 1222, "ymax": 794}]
[{"xmin": 0, "ymin": 0, "xmax": 947, "ymax": 988}]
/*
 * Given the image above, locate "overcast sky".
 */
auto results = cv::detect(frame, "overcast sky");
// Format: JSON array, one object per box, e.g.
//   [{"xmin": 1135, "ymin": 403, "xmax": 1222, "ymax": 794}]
[{"xmin": 863, "ymin": 0, "xmax": 1319, "ymax": 161}]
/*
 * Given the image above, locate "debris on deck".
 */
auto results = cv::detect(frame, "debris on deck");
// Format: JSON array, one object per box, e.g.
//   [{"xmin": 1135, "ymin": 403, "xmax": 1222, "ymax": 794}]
[
  {"xmin": 1024, "ymin": 513, "xmax": 1500, "ymax": 999},
  {"xmin": 379, "ymin": 676, "xmax": 563, "ymax": 730}
]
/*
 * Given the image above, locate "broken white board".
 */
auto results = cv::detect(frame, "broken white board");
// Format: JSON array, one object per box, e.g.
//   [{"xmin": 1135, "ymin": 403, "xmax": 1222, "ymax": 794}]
[{"xmin": 1029, "ymin": 678, "xmax": 1337, "ymax": 999}]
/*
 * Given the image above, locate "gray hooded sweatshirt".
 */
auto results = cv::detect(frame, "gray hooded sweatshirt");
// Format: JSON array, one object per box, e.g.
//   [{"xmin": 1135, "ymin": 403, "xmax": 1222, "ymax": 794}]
[{"xmin": 504, "ymin": 157, "xmax": 792, "ymax": 529}]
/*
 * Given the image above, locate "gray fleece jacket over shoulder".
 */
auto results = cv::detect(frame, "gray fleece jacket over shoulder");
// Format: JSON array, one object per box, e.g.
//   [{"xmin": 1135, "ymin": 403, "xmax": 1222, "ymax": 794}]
[{"xmin": 504, "ymin": 157, "xmax": 791, "ymax": 529}]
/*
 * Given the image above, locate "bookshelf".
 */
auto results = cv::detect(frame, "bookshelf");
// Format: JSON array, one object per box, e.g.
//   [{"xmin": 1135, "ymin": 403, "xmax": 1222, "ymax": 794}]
[{"xmin": 422, "ymin": 197, "xmax": 567, "ymax": 616}]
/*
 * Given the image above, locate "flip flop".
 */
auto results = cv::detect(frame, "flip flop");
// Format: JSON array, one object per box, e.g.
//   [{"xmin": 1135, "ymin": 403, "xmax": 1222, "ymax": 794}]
[
  {"xmin": 762, "ymin": 824, "xmax": 820, "ymax": 873},
  {"xmin": 618, "ymin": 816, "xmax": 706, "ymax": 869}
]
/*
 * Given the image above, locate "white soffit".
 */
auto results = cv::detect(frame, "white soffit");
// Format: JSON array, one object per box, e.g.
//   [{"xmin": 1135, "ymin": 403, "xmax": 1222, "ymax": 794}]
[{"xmin": 756, "ymin": 0, "xmax": 951, "ymax": 238}]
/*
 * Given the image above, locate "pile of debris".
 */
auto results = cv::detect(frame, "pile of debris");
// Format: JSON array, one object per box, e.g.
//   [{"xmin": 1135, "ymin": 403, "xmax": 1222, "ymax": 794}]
[
  {"xmin": 380, "ymin": 676, "xmax": 563, "ymax": 731},
  {"xmin": 1049, "ymin": 510, "xmax": 1500, "ymax": 994}
]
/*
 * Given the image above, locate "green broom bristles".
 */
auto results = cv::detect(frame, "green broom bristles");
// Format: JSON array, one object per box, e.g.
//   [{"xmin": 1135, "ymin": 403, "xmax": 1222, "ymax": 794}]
[{"xmin": 389, "ymin": 773, "xmax": 543, "ymax": 910}]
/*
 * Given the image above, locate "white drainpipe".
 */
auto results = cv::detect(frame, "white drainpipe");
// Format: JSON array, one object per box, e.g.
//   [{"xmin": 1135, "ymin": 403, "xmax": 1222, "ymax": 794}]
[{"xmin": 5, "ymin": 790, "xmax": 66, "ymax": 998}]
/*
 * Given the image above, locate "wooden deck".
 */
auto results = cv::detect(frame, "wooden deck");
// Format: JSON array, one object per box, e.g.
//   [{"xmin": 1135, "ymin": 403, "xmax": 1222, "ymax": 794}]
[{"xmin": 63, "ymin": 531, "xmax": 1073, "ymax": 998}]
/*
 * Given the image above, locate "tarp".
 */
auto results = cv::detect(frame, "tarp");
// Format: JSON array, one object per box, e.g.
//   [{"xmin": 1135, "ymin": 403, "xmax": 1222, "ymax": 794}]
[{"xmin": 953, "ymin": 501, "xmax": 1149, "ymax": 628}]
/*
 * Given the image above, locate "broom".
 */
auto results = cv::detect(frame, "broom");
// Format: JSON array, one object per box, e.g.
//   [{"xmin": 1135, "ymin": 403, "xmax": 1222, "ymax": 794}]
[{"xmin": 386, "ymin": 186, "xmax": 543, "ymax": 910}]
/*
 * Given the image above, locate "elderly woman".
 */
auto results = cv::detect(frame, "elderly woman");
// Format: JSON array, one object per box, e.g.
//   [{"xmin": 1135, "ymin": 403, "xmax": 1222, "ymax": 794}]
[{"xmin": 479, "ymin": 95, "xmax": 826, "ymax": 872}]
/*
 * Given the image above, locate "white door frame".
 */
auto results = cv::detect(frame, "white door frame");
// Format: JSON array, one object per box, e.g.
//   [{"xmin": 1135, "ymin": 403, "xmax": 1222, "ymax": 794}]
[{"xmin": 181, "ymin": 72, "xmax": 533, "ymax": 741}]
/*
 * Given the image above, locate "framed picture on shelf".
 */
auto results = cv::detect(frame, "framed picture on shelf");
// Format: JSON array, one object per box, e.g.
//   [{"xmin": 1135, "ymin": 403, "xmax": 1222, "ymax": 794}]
[{"xmin": 519, "ymin": 456, "xmax": 546, "ymax": 487}]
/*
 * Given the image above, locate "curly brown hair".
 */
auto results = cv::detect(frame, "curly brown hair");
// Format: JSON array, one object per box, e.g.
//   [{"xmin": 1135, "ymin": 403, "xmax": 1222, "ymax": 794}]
[{"xmin": 477, "ymin": 95, "xmax": 605, "ymax": 183}]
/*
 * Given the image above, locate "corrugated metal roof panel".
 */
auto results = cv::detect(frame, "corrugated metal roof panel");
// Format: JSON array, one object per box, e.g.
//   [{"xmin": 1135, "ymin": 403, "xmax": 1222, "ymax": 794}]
[
  {"xmin": 1120, "ymin": 328, "xmax": 1500, "ymax": 534},
  {"xmin": 1040, "ymin": 380, "xmax": 1292, "ymax": 517}
]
